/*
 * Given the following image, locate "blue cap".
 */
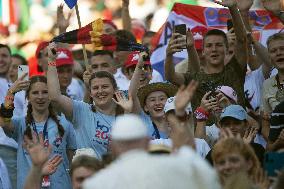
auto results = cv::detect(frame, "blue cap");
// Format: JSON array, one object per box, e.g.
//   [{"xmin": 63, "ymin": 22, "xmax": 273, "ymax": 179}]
[{"xmin": 220, "ymin": 105, "xmax": 248, "ymax": 121}]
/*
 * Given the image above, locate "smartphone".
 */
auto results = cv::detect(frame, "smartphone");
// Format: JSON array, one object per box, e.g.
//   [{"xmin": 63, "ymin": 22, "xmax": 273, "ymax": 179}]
[
  {"xmin": 264, "ymin": 152, "xmax": 284, "ymax": 177},
  {"xmin": 174, "ymin": 24, "xmax": 187, "ymax": 35},
  {"xmin": 227, "ymin": 19, "xmax": 234, "ymax": 31},
  {"xmin": 18, "ymin": 65, "xmax": 29, "ymax": 81}
]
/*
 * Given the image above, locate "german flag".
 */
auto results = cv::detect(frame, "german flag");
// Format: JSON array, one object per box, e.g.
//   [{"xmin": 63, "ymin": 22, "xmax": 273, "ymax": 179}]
[{"xmin": 52, "ymin": 18, "xmax": 148, "ymax": 52}]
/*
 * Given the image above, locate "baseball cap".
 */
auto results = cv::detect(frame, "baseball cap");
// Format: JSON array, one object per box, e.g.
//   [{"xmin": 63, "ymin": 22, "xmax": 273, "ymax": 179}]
[
  {"xmin": 164, "ymin": 96, "xmax": 192, "ymax": 114},
  {"xmin": 124, "ymin": 51, "xmax": 150, "ymax": 68},
  {"xmin": 269, "ymin": 101, "xmax": 284, "ymax": 142},
  {"xmin": 216, "ymin": 86, "xmax": 238, "ymax": 103},
  {"xmin": 55, "ymin": 48, "xmax": 74, "ymax": 67},
  {"xmin": 148, "ymin": 139, "xmax": 173, "ymax": 153},
  {"xmin": 220, "ymin": 105, "xmax": 248, "ymax": 121},
  {"xmin": 35, "ymin": 41, "xmax": 49, "ymax": 58},
  {"xmin": 111, "ymin": 114, "xmax": 147, "ymax": 141}
]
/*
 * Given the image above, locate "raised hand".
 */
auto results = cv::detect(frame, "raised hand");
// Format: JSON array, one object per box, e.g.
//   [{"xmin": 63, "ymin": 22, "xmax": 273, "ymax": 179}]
[
  {"xmin": 47, "ymin": 42, "xmax": 57, "ymax": 62},
  {"xmin": 41, "ymin": 155, "xmax": 62, "ymax": 176},
  {"xmin": 213, "ymin": 0, "xmax": 237, "ymax": 8},
  {"xmin": 57, "ymin": 4, "xmax": 72, "ymax": 32},
  {"xmin": 243, "ymin": 127, "xmax": 258, "ymax": 144},
  {"xmin": 8, "ymin": 73, "xmax": 30, "ymax": 94},
  {"xmin": 166, "ymin": 33, "xmax": 186, "ymax": 56},
  {"xmin": 262, "ymin": 0, "xmax": 283, "ymax": 15},
  {"xmin": 186, "ymin": 29, "xmax": 194, "ymax": 49},
  {"xmin": 23, "ymin": 132, "xmax": 52, "ymax": 169},
  {"xmin": 113, "ymin": 92, "xmax": 133, "ymax": 113},
  {"xmin": 175, "ymin": 80, "xmax": 198, "ymax": 116}
]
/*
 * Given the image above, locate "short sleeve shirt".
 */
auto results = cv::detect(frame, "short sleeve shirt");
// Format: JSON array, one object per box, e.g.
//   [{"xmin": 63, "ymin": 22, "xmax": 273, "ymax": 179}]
[
  {"xmin": 72, "ymin": 100, "xmax": 115, "ymax": 159},
  {"xmin": 183, "ymin": 56, "xmax": 246, "ymax": 110},
  {"xmin": 261, "ymin": 76, "xmax": 281, "ymax": 113},
  {"xmin": 12, "ymin": 116, "xmax": 76, "ymax": 189}
]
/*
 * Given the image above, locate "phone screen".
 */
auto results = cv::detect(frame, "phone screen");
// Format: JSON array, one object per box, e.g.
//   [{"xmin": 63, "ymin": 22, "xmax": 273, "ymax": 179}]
[
  {"xmin": 18, "ymin": 65, "xmax": 29, "ymax": 81},
  {"xmin": 174, "ymin": 24, "xmax": 187, "ymax": 35}
]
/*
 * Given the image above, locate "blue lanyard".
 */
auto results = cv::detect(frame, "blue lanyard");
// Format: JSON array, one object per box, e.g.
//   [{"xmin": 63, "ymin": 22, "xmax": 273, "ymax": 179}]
[{"xmin": 31, "ymin": 119, "xmax": 49, "ymax": 142}]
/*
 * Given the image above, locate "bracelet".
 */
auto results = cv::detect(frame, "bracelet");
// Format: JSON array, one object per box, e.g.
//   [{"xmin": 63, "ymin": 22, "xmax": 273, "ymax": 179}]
[
  {"xmin": 48, "ymin": 61, "xmax": 56, "ymax": 67},
  {"xmin": 5, "ymin": 95, "xmax": 14, "ymax": 101},
  {"xmin": 3, "ymin": 117, "xmax": 11, "ymax": 123},
  {"xmin": 194, "ymin": 107, "xmax": 210, "ymax": 121}
]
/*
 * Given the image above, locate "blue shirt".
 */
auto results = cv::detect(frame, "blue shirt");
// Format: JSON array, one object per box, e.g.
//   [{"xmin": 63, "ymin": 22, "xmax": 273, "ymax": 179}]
[
  {"xmin": 12, "ymin": 115, "xmax": 76, "ymax": 189},
  {"xmin": 72, "ymin": 100, "xmax": 115, "ymax": 159},
  {"xmin": 139, "ymin": 111, "xmax": 168, "ymax": 139}
]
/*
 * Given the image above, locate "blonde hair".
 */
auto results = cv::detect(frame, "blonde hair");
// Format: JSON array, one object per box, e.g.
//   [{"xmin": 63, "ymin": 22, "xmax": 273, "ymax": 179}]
[{"xmin": 212, "ymin": 138, "xmax": 260, "ymax": 179}]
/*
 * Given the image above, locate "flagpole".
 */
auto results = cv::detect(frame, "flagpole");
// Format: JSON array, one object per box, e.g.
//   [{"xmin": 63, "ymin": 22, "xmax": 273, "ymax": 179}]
[{"xmin": 74, "ymin": 4, "xmax": 89, "ymax": 67}]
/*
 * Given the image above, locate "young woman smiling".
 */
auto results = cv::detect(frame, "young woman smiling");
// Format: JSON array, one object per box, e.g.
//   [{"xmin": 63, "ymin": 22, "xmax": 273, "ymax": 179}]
[
  {"xmin": 0, "ymin": 75, "xmax": 76, "ymax": 189},
  {"xmin": 46, "ymin": 43, "xmax": 132, "ymax": 159}
]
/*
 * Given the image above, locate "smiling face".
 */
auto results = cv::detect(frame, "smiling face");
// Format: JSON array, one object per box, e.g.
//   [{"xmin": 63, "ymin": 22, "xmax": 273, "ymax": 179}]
[
  {"xmin": 215, "ymin": 152, "xmax": 251, "ymax": 184},
  {"xmin": 220, "ymin": 117, "xmax": 247, "ymax": 137},
  {"xmin": 268, "ymin": 39, "xmax": 284, "ymax": 71},
  {"xmin": 90, "ymin": 77, "xmax": 116, "ymax": 108},
  {"xmin": 203, "ymin": 35, "xmax": 227, "ymax": 67},
  {"xmin": 0, "ymin": 47, "xmax": 11, "ymax": 75},
  {"xmin": 144, "ymin": 91, "xmax": 168, "ymax": 118},
  {"xmin": 28, "ymin": 82, "xmax": 50, "ymax": 113}
]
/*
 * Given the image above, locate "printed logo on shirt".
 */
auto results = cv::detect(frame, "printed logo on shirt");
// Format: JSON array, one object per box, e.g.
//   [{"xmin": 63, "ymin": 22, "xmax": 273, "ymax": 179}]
[
  {"xmin": 95, "ymin": 121, "xmax": 110, "ymax": 146},
  {"xmin": 53, "ymin": 136, "xmax": 63, "ymax": 148}
]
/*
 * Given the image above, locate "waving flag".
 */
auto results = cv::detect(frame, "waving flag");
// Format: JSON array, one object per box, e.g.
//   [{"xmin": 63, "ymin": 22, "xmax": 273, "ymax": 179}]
[
  {"xmin": 52, "ymin": 18, "xmax": 148, "ymax": 52},
  {"xmin": 63, "ymin": 0, "xmax": 77, "ymax": 9},
  {"xmin": 150, "ymin": 3, "xmax": 283, "ymax": 77}
]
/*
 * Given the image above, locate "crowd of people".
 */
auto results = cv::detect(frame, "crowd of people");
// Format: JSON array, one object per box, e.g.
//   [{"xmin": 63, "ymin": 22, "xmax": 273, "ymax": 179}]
[{"xmin": 0, "ymin": 0, "xmax": 284, "ymax": 189}]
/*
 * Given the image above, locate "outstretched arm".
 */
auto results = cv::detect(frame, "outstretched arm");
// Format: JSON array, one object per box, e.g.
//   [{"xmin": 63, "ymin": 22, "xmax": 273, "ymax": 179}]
[
  {"xmin": 214, "ymin": 0, "xmax": 248, "ymax": 69},
  {"xmin": 128, "ymin": 52, "xmax": 147, "ymax": 114},
  {"xmin": 46, "ymin": 43, "xmax": 73, "ymax": 120},
  {"xmin": 0, "ymin": 74, "xmax": 30, "ymax": 132},
  {"xmin": 121, "ymin": 0, "xmax": 132, "ymax": 32},
  {"xmin": 186, "ymin": 29, "xmax": 200, "ymax": 73},
  {"xmin": 164, "ymin": 33, "xmax": 186, "ymax": 86}
]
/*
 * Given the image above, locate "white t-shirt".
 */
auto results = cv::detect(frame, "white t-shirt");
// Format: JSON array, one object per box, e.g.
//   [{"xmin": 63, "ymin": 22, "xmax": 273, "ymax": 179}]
[
  {"xmin": 205, "ymin": 124, "xmax": 220, "ymax": 147},
  {"xmin": 114, "ymin": 68, "xmax": 164, "ymax": 91},
  {"xmin": 67, "ymin": 78, "xmax": 85, "ymax": 101},
  {"xmin": 194, "ymin": 138, "xmax": 211, "ymax": 158},
  {"xmin": 244, "ymin": 66, "xmax": 265, "ymax": 111}
]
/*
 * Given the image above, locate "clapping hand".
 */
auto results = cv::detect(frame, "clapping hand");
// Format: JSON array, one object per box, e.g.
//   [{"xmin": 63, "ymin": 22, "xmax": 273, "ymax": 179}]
[{"xmin": 262, "ymin": 0, "xmax": 283, "ymax": 16}]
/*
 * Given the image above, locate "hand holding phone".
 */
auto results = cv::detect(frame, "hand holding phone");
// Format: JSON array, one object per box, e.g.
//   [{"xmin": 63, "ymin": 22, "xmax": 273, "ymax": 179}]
[{"xmin": 18, "ymin": 65, "xmax": 29, "ymax": 81}]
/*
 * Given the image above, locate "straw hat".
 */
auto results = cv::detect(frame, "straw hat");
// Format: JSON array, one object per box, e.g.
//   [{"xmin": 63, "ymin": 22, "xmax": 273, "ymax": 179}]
[{"xmin": 138, "ymin": 82, "xmax": 178, "ymax": 106}]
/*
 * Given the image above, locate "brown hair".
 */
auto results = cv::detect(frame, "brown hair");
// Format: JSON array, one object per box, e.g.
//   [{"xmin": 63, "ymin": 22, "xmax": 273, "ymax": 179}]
[
  {"xmin": 70, "ymin": 155, "xmax": 103, "ymax": 177},
  {"xmin": 212, "ymin": 138, "xmax": 260, "ymax": 179},
  {"xmin": 267, "ymin": 32, "xmax": 284, "ymax": 49},
  {"xmin": 24, "ymin": 76, "xmax": 64, "ymax": 139}
]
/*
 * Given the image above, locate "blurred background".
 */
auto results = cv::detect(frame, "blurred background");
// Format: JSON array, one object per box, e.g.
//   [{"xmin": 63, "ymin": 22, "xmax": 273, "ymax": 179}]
[{"xmin": 0, "ymin": 0, "xmax": 263, "ymax": 59}]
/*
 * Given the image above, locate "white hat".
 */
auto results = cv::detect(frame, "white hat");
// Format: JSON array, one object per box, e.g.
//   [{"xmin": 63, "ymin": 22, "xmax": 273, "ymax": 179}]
[
  {"xmin": 164, "ymin": 96, "xmax": 192, "ymax": 114},
  {"xmin": 111, "ymin": 114, "xmax": 147, "ymax": 141},
  {"xmin": 72, "ymin": 148, "xmax": 98, "ymax": 162}
]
